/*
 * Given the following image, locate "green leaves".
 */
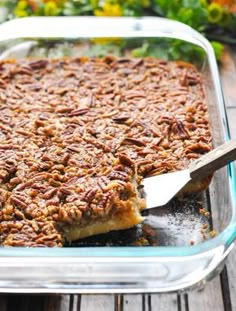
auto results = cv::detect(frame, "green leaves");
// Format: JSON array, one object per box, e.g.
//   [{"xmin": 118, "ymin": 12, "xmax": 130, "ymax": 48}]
[
  {"xmin": 153, "ymin": 0, "xmax": 208, "ymax": 31},
  {"xmin": 210, "ymin": 41, "xmax": 224, "ymax": 60},
  {"xmin": 131, "ymin": 39, "xmax": 206, "ymax": 63},
  {"xmin": 62, "ymin": 1, "xmax": 93, "ymax": 16},
  {"xmin": 130, "ymin": 38, "xmax": 223, "ymax": 62}
]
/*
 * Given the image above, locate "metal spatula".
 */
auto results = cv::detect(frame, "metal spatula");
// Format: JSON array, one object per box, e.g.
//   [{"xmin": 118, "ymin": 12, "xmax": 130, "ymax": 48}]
[{"xmin": 142, "ymin": 138, "xmax": 236, "ymax": 209}]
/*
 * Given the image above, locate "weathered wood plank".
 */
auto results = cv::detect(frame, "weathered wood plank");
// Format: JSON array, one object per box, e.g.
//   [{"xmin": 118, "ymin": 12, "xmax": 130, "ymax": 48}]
[
  {"xmin": 220, "ymin": 46, "xmax": 236, "ymax": 108},
  {"xmin": 43, "ymin": 294, "xmax": 71, "ymax": 311},
  {"xmin": 114, "ymin": 294, "xmax": 123, "ymax": 311},
  {"xmin": 223, "ymin": 106, "xmax": 236, "ymax": 311},
  {"xmin": 221, "ymin": 47, "xmax": 236, "ymax": 311},
  {"xmin": 151, "ymin": 293, "xmax": 178, "ymax": 311},
  {"xmin": 123, "ymin": 294, "xmax": 142, "ymax": 311},
  {"xmin": 227, "ymin": 107, "xmax": 236, "ymax": 139},
  {"xmin": 142, "ymin": 294, "xmax": 151, "ymax": 311},
  {"xmin": 188, "ymin": 276, "xmax": 224, "ymax": 311},
  {"xmin": 225, "ymin": 250, "xmax": 236, "ymax": 311},
  {"xmin": 68, "ymin": 295, "xmax": 81, "ymax": 311},
  {"xmin": 80, "ymin": 294, "xmax": 114, "ymax": 311},
  {"xmin": 220, "ymin": 267, "xmax": 232, "ymax": 311}
]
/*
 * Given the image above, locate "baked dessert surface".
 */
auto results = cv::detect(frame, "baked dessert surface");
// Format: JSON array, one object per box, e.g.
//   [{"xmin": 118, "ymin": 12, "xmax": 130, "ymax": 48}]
[{"xmin": 0, "ymin": 57, "xmax": 211, "ymax": 246}]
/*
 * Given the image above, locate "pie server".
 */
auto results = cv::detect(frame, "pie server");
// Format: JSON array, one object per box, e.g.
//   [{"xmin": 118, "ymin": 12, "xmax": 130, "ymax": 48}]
[{"xmin": 142, "ymin": 138, "xmax": 236, "ymax": 209}]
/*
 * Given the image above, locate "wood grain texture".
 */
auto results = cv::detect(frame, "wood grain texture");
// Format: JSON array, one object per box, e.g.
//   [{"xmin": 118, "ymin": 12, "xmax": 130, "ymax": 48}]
[
  {"xmin": 225, "ymin": 250, "xmax": 236, "ymax": 311},
  {"xmin": 123, "ymin": 294, "xmax": 142, "ymax": 311},
  {"xmin": 43, "ymin": 295, "xmax": 71, "ymax": 311},
  {"xmin": 220, "ymin": 267, "xmax": 232, "ymax": 311},
  {"xmin": 220, "ymin": 46, "xmax": 236, "ymax": 108},
  {"xmin": 80, "ymin": 295, "xmax": 114, "ymax": 311},
  {"xmin": 221, "ymin": 46, "xmax": 236, "ymax": 311},
  {"xmin": 227, "ymin": 107, "xmax": 236, "ymax": 139},
  {"xmin": 224, "ymin": 107, "xmax": 236, "ymax": 311},
  {"xmin": 151, "ymin": 294, "xmax": 178, "ymax": 311},
  {"xmin": 188, "ymin": 276, "xmax": 224, "ymax": 311},
  {"xmin": 115, "ymin": 294, "xmax": 123, "ymax": 311}
]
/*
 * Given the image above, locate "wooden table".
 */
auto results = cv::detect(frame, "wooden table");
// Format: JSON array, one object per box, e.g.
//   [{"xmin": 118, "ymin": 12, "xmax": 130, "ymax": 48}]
[{"xmin": 1, "ymin": 45, "xmax": 236, "ymax": 311}]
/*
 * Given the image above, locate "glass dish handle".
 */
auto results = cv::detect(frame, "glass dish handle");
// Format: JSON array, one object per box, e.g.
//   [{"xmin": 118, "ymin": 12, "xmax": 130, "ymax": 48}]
[{"xmin": 0, "ymin": 16, "xmax": 211, "ymax": 49}]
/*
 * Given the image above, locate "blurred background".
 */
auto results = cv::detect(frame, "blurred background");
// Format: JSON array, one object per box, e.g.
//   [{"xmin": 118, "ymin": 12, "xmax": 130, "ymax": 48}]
[{"xmin": 0, "ymin": 0, "xmax": 235, "ymax": 60}]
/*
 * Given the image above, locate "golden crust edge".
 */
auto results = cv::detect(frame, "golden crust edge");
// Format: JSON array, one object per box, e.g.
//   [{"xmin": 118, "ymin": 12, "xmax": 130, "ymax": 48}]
[{"xmin": 63, "ymin": 197, "xmax": 144, "ymax": 242}]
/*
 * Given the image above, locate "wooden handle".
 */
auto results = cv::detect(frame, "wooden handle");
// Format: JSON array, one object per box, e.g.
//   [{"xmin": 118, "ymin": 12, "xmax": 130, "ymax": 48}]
[{"xmin": 189, "ymin": 138, "xmax": 236, "ymax": 180}]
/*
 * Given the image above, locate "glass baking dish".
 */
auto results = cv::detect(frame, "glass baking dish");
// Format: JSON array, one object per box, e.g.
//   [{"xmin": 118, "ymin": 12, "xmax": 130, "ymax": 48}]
[{"xmin": 0, "ymin": 16, "xmax": 235, "ymax": 293}]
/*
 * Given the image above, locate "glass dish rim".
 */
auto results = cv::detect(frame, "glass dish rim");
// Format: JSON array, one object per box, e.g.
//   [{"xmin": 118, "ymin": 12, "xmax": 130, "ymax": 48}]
[{"xmin": 0, "ymin": 16, "xmax": 235, "ymax": 259}]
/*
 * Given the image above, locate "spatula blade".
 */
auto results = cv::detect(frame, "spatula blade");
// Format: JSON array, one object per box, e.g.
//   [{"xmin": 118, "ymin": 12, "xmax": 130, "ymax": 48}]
[{"xmin": 142, "ymin": 169, "xmax": 191, "ymax": 209}]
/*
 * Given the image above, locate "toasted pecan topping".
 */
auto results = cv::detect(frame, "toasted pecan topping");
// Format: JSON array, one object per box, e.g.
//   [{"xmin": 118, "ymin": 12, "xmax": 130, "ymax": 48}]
[{"xmin": 0, "ymin": 57, "xmax": 211, "ymax": 246}]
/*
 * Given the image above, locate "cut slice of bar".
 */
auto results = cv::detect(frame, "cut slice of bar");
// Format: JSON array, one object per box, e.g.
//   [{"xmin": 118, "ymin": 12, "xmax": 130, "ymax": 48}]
[{"xmin": 64, "ymin": 179, "xmax": 144, "ymax": 241}]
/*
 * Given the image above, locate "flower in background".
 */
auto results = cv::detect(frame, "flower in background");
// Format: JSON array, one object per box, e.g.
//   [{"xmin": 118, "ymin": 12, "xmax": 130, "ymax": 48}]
[
  {"xmin": 210, "ymin": 0, "xmax": 236, "ymax": 12},
  {"xmin": 207, "ymin": 2, "xmax": 225, "ymax": 23},
  {"xmin": 211, "ymin": 0, "xmax": 234, "ymax": 6},
  {"xmin": 13, "ymin": 0, "xmax": 28, "ymax": 17},
  {"xmin": 94, "ymin": 1, "xmax": 122, "ymax": 16},
  {"xmin": 12, "ymin": 0, "xmax": 64, "ymax": 17},
  {"xmin": 27, "ymin": 0, "xmax": 38, "ymax": 12},
  {"xmin": 92, "ymin": 1, "xmax": 122, "ymax": 44},
  {"xmin": 42, "ymin": 0, "xmax": 65, "ymax": 3},
  {"xmin": 44, "ymin": 1, "xmax": 58, "ymax": 15}
]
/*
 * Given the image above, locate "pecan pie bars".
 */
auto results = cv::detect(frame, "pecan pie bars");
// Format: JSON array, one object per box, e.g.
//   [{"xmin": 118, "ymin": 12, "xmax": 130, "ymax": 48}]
[{"xmin": 0, "ymin": 57, "xmax": 211, "ymax": 247}]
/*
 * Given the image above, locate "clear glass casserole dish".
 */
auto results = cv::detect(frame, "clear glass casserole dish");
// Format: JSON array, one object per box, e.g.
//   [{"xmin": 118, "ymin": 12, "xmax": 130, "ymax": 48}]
[{"xmin": 0, "ymin": 16, "xmax": 235, "ymax": 293}]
